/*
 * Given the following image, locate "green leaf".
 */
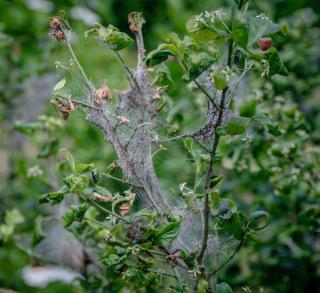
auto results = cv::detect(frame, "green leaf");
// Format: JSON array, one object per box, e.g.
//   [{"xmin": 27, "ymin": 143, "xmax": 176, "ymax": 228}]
[
  {"xmin": 210, "ymin": 190, "xmax": 220, "ymax": 208},
  {"xmin": 153, "ymin": 64, "xmax": 173, "ymax": 86},
  {"xmin": 32, "ymin": 216, "xmax": 45, "ymax": 247},
  {"xmin": 248, "ymin": 211, "xmax": 270, "ymax": 231},
  {"xmin": 154, "ymin": 217, "xmax": 181, "ymax": 245},
  {"xmin": 63, "ymin": 203, "xmax": 89, "ymax": 227},
  {"xmin": 145, "ymin": 43, "xmax": 176, "ymax": 67},
  {"xmin": 220, "ymin": 212, "xmax": 245, "ymax": 240},
  {"xmin": 85, "ymin": 23, "xmax": 134, "ymax": 51},
  {"xmin": 64, "ymin": 174, "xmax": 89, "ymax": 193},
  {"xmin": 266, "ymin": 48, "xmax": 288, "ymax": 76},
  {"xmin": 53, "ymin": 77, "xmax": 66, "ymax": 92},
  {"xmin": 0, "ymin": 225, "xmax": 14, "ymax": 242},
  {"xmin": 232, "ymin": 15, "xmax": 248, "ymax": 48},
  {"xmin": 217, "ymin": 282, "xmax": 233, "ymax": 293},
  {"xmin": 252, "ymin": 114, "xmax": 281, "ymax": 136},
  {"xmin": 198, "ymin": 279, "xmax": 209, "ymax": 293},
  {"xmin": 38, "ymin": 138, "xmax": 59, "ymax": 158},
  {"xmin": 5, "ymin": 209, "xmax": 24, "ymax": 226},
  {"xmin": 61, "ymin": 148, "xmax": 76, "ymax": 173},
  {"xmin": 248, "ymin": 15, "xmax": 280, "ymax": 46},
  {"xmin": 0, "ymin": 209, "xmax": 25, "ymax": 242},
  {"xmin": 226, "ymin": 117, "xmax": 249, "ymax": 135},
  {"xmin": 183, "ymin": 52, "xmax": 215, "ymax": 82},
  {"xmin": 212, "ymin": 68, "xmax": 231, "ymax": 90},
  {"xmin": 13, "ymin": 121, "xmax": 43, "ymax": 135},
  {"xmin": 239, "ymin": 100, "xmax": 256, "ymax": 117},
  {"xmin": 179, "ymin": 251, "xmax": 196, "ymax": 269},
  {"xmin": 217, "ymin": 199, "xmax": 237, "ymax": 220},
  {"xmin": 186, "ymin": 13, "xmax": 229, "ymax": 46},
  {"xmin": 39, "ymin": 185, "xmax": 69, "ymax": 204},
  {"xmin": 76, "ymin": 163, "xmax": 94, "ymax": 174},
  {"xmin": 210, "ymin": 175, "xmax": 223, "ymax": 188},
  {"xmin": 90, "ymin": 168, "xmax": 101, "ymax": 184}
]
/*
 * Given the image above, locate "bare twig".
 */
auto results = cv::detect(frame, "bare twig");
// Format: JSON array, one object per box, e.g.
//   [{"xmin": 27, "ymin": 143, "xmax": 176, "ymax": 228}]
[
  {"xmin": 65, "ymin": 31, "xmax": 95, "ymax": 97},
  {"xmin": 197, "ymin": 33, "xmax": 235, "ymax": 264}
]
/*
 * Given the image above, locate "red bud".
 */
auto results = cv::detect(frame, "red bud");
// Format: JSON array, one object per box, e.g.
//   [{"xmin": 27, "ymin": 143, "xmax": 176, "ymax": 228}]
[{"xmin": 257, "ymin": 38, "xmax": 272, "ymax": 51}]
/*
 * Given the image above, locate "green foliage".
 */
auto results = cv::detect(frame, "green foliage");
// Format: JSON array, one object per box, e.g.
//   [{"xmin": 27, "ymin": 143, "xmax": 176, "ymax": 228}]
[
  {"xmin": 1, "ymin": 1, "xmax": 319, "ymax": 293},
  {"xmin": 0, "ymin": 209, "xmax": 24, "ymax": 242},
  {"xmin": 211, "ymin": 68, "xmax": 231, "ymax": 90},
  {"xmin": 85, "ymin": 23, "xmax": 134, "ymax": 51},
  {"xmin": 265, "ymin": 48, "xmax": 289, "ymax": 76},
  {"xmin": 63, "ymin": 203, "xmax": 89, "ymax": 227},
  {"xmin": 183, "ymin": 52, "xmax": 215, "ymax": 82},
  {"xmin": 145, "ymin": 43, "xmax": 176, "ymax": 66},
  {"xmin": 226, "ymin": 117, "xmax": 249, "ymax": 135},
  {"xmin": 153, "ymin": 216, "xmax": 181, "ymax": 245}
]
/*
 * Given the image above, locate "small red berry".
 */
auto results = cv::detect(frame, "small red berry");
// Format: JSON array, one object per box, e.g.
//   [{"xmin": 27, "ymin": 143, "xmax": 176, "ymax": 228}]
[{"xmin": 257, "ymin": 38, "xmax": 272, "ymax": 51}]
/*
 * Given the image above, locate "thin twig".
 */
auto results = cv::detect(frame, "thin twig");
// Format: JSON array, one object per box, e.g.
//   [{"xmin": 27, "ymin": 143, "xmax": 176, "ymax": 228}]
[
  {"xmin": 114, "ymin": 50, "xmax": 141, "ymax": 92},
  {"xmin": 197, "ymin": 34, "xmax": 235, "ymax": 264},
  {"xmin": 101, "ymin": 172, "xmax": 142, "ymax": 188},
  {"xmin": 193, "ymin": 79, "xmax": 220, "ymax": 111},
  {"xmin": 65, "ymin": 31, "xmax": 95, "ymax": 97},
  {"xmin": 78, "ymin": 193, "xmax": 131, "ymax": 224},
  {"xmin": 181, "ymin": 60, "xmax": 220, "ymax": 111},
  {"xmin": 126, "ymin": 264, "xmax": 179, "ymax": 279},
  {"xmin": 55, "ymin": 94, "xmax": 100, "ymax": 110}
]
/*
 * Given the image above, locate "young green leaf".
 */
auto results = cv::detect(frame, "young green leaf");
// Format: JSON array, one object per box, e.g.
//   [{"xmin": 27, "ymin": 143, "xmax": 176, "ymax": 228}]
[
  {"xmin": 239, "ymin": 100, "xmax": 257, "ymax": 117},
  {"xmin": 53, "ymin": 77, "xmax": 66, "ymax": 92},
  {"xmin": 248, "ymin": 210, "xmax": 270, "ymax": 231},
  {"xmin": 39, "ymin": 185, "xmax": 69, "ymax": 204},
  {"xmin": 76, "ymin": 163, "xmax": 94, "ymax": 174},
  {"xmin": 154, "ymin": 217, "xmax": 181, "ymax": 246},
  {"xmin": 226, "ymin": 117, "xmax": 249, "ymax": 135},
  {"xmin": 186, "ymin": 12, "xmax": 229, "ymax": 46},
  {"xmin": 266, "ymin": 48, "xmax": 289, "ymax": 76},
  {"xmin": 85, "ymin": 23, "xmax": 134, "ymax": 51},
  {"xmin": 63, "ymin": 203, "xmax": 89, "ymax": 227},
  {"xmin": 198, "ymin": 279, "xmax": 209, "ymax": 293},
  {"xmin": 232, "ymin": 15, "xmax": 248, "ymax": 48},
  {"xmin": 216, "ymin": 282, "xmax": 233, "ymax": 293},
  {"xmin": 212, "ymin": 68, "xmax": 231, "ymax": 90},
  {"xmin": 13, "ymin": 121, "xmax": 43, "ymax": 135},
  {"xmin": 183, "ymin": 52, "xmax": 215, "ymax": 82},
  {"xmin": 38, "ymin": 138, "xmax": 59, "ymax": 158},
  {"xmin": 219, "ymin": 212, "xmax": 245, "ymax": 240},
  {"xmin": 145, "ymin": 43, "xmax": 176, "ymax": 67}
]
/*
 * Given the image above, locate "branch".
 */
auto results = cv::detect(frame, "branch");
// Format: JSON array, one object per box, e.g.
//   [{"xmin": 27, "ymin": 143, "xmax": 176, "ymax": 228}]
[
  {"xmin": 193, "ymin": 79, "xmax": 220, "ymax": 111},
  {"xmin": 128, "ymin": 12, "xmax": 145, "ymax": 68},
  {"xmin": 114, "ymin": 50, "xmax": 141, "ymax": 92},
  {"xmin": 197, "ymin": 33, "xmax": 235, "ymax": 264},
  {"xmin": 55, "ymin": 94, "xmax": 100, "ymax": 110}
]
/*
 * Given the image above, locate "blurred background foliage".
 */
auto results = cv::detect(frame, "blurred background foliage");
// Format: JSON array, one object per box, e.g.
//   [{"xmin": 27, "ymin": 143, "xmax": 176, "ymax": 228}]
[{"xmin": 0, "ymin": 0, "xmax": 319, "ymax": 292}]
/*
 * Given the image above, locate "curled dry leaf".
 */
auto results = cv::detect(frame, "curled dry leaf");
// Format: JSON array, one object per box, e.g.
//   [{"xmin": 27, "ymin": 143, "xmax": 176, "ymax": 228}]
[
  {"xmin": 92, "ymin": 192, "xmax": 113, "ymax": 202},
  {"xmin": 50, "ymin": 96, "xmax": 76, "ymax": 120},
  {"xmin": 53, "ymin": 30, "xmax": 66, "ymax": 42},
  {"xmin": 128, "ymin": 12, "xmax": 145, "ymax": 33},
  {"xmin": 117, "ymin": 116, "xmax": 129, "ymax": 125},
  {"xmin": 48, "ymin": 17, "xmax": 61, "ymax": 29},
  {"xmin": 119, "ymin": 203, "xmax": 131, "ymax": 216},
  {"xmin": 48, "ymin": 16, "xmax": 66, "ymax": 42},
  {"xmin": 154, "ymin": 86, "xmax": 167, "ymax": 100},
  {"xmin": 93, "ymin": 83, "xmax": 112, "ymax": 106}
]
